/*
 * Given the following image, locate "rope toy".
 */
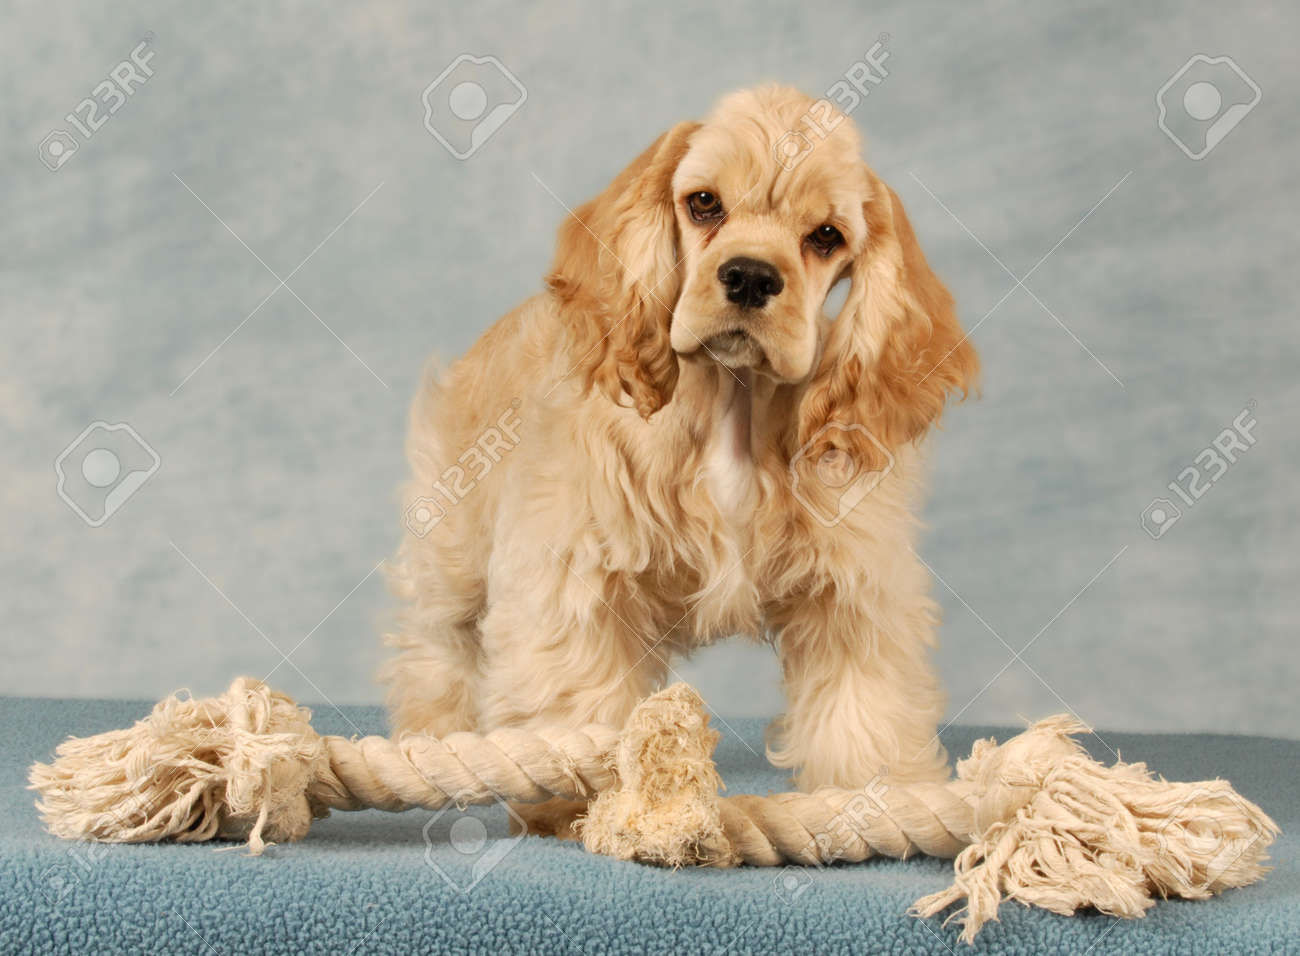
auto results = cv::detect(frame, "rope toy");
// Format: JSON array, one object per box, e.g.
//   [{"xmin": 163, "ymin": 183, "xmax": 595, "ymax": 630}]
[{"xmin": 30, "ymin": 679, "xmax": 1277, "ymax": 943}]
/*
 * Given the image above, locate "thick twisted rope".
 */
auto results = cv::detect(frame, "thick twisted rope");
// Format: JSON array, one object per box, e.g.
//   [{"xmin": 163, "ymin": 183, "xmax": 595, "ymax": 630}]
[
  {"xmin": 28, "ymin": 679, "xmax": 975, "ymax": 859},
  {"xmin": 309, "ymin": 726, "xmax": 619, "ymax": 814},
  {"xmin": 30, "ymin": 677, "xmax": 1278, "ymax": 944},
  {"xmin": 29, "ymin": 679, "xmax": 620, "ymax": 852},
  {"xmin": 717, "ymin": 785, "xmax": 975, "ymax": 865}
]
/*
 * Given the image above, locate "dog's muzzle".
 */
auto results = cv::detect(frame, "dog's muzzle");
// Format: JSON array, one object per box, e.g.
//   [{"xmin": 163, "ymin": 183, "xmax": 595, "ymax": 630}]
[{"xmin": 701, "ymin": 329, "xmax": 768, "ymax": 369}]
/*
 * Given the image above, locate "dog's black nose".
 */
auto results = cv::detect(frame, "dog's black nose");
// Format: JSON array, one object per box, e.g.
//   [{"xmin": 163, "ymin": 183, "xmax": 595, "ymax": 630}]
[{"xmin": 718, "ymin": 257, "xmax": 783, "ymax": 309}]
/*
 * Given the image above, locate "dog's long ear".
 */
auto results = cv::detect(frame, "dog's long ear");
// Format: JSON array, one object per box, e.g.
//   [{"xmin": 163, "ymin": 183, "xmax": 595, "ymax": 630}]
[
  {"xmin": 797, "ymin": 169, "xmax": 979, "ymax": 470},
  {"xmin": 546, "ymin": 121, "xmax": 700, "ymax": 418}
]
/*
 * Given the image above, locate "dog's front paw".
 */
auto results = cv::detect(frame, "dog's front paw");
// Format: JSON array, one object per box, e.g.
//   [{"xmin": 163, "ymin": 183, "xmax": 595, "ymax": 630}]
[{"xmin": 509, "ymin": 796, "xmax": 589, "ymax": 840}]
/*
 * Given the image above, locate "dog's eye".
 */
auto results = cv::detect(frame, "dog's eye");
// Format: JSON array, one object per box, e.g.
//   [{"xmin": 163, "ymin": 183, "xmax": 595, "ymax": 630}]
[
  {"xmin": 807, "ymin": 224, "xmax": 844, "ymax": 255},
  {"xmin": 686, "ymin": 191, "xmax": 725, "ymax": 223}
]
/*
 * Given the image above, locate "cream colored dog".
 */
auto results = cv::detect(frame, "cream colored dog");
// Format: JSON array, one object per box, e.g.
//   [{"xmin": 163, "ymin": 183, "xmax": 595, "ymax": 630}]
[{"xmin": 380, "ymin": 85, "xmax": 978, "ymax": 832}]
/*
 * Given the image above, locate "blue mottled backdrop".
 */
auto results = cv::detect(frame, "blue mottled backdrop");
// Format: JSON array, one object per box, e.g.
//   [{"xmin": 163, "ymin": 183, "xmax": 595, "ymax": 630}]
[{"xmin": 3, "ymin": 0, "xmax": 1296, "ymax": 736}]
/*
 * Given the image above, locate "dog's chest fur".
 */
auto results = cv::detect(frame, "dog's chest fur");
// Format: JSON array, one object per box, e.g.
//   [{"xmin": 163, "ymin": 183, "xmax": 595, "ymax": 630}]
[{"xmin": 704, "ymin": 371, "xmax": 757, "ymax": 521}]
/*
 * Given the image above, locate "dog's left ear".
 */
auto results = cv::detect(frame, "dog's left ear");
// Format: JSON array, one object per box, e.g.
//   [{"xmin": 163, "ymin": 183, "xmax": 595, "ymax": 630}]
[
  {"xmin": 546, "ymin": 121, "xmax": 701, "ymax": 419},
  {"xmin": 797, "ymin": 169, "xmax": 979, "ymax": 469}
]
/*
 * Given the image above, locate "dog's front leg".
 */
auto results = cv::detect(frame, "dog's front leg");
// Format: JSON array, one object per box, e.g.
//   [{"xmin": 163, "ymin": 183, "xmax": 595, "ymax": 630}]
[
  {"xmin": 476, "ymin": 555, "xmax": 670, "ymax": 837},
  {"xmin": 767, "ymin": 569, "xmax": 950, "ymax": 790}
]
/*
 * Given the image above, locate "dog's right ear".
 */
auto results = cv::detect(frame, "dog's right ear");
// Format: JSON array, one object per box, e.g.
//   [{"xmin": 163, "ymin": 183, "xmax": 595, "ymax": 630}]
[{"xmin": 546, "ymin": 121, "xmax": 700, "ymax": 418}]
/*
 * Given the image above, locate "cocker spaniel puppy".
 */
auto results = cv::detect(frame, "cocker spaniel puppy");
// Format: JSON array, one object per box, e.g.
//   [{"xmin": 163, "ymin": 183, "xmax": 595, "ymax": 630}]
[{"xmin": 380, "ymin": 85, "xmax": 977, "ymax": 831}]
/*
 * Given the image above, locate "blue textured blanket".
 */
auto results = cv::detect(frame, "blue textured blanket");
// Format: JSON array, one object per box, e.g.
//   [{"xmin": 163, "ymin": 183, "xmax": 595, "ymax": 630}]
[{"xmin": 3, "ymin": 697, "xmax": 1295, "ymax": 954}]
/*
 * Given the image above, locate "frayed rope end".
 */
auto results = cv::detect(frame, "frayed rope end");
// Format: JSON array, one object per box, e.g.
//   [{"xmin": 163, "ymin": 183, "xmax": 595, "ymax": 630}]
[
  {"xmin": 28, "ymin": 678, "xmax": 329, "ymax": 855},
  {"xmin": 27, "ymin": 681, "xmax": 1278, "ymax": 944},
  {"xmin": 910, "ymin": 715, "xmax": 1280, "ymax": 944}
]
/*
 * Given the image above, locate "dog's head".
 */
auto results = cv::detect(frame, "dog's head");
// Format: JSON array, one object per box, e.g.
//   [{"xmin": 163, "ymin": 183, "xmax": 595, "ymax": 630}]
[{"xmin": 547, "ymin": 85, "xmax": 977, "ymax": 467}]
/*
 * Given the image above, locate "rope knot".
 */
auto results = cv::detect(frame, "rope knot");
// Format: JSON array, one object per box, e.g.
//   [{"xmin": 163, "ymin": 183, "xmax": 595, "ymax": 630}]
[{"xmin": 580, "ymin": 683, "xmax": 738, "ymax": 867}]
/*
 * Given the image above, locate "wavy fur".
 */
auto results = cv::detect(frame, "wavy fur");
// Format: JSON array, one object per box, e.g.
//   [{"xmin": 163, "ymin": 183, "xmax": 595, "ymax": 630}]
[{"xmin": 380, "ymin": 87, "xmax": 978, "ymax": 832}]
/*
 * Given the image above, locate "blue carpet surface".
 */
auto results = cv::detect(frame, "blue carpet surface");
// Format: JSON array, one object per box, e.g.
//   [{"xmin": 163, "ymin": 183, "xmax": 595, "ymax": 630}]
[{"xmin": 2, "ymin": 696, "xmax": 1295, "ymax": 954}]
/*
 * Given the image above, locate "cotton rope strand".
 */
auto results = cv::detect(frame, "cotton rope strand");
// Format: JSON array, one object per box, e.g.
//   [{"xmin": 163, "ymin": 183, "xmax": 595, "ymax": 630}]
[{"xmin": 29, "ymin": 678, "xmax": 1278, "ymax": 943}]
